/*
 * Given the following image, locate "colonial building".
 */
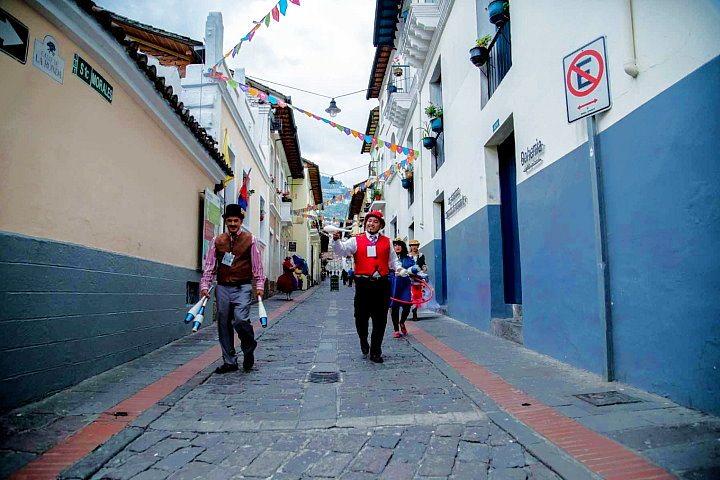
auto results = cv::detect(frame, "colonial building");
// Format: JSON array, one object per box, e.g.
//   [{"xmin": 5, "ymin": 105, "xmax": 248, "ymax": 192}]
[
  {"xmin": 0, "ymin": 0, "xmax": 230, "ymax": 408},
  {"xmin": 289, "ymin": 159, "xmax": 324, "ymax": 288},
  {"xmin": 367, "ymin": 0, "xmax": 720, "ymax": 415}
]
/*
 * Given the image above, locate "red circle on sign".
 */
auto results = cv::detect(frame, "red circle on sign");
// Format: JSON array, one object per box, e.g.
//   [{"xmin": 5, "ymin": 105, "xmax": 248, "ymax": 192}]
[{"xmin": 566, "ymin": 49, "xmax": 604, "ymax": 97}]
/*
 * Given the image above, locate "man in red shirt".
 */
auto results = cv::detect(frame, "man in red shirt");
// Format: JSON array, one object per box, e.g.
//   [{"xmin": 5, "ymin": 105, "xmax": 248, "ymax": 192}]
[{"xmin": 332, "ymin": 211, "xmax": 400, "ymax": 363}]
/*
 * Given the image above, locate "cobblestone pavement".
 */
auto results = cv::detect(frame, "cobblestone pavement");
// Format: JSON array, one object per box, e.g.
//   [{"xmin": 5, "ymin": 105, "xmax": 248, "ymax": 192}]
[{"xmin": 86, "ymin": 286, "xmax": 559, "ymax": 480}]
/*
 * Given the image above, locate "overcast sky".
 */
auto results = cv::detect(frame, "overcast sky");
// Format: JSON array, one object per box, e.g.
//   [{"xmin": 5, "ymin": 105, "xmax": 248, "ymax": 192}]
[{"xmin": 97, "ymin": 0, "xmax": 378, "ymax": 187}]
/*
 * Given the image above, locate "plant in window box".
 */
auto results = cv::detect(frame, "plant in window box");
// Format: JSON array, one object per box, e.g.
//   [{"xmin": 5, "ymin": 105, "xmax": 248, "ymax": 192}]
[
  {"xmin": 425, "ymin": 103, "xmax": 443, "ymax": 133},
  {"xmin": 470, "ymin": 34, "xmax": 492, "ymax": 67},
  {"xmin": 418, "ymin": 123, "xmax": 436, "ymax": 150},
  {"xmin": 372, "ymin": 188, "xmax": 383, "ymax": 201},
  {"xmin": 488, "ymin": 0, "xmax": 509, "ymax": 26}
]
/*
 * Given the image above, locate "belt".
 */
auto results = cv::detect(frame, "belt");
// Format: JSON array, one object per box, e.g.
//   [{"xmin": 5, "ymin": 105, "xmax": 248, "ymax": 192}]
[
  {"xmin": 355, "ymin": 275, "xmax": 389, "ymax": 281},
  {"xmin": 218, "ymin": 280, "xmax": 252, "ymax": 286}
]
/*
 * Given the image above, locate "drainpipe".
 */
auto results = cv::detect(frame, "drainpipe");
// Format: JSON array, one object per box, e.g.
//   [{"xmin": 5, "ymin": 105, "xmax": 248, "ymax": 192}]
[{"xmin": 624, "ymin": 0, "xmax": 639, "ymax": 77}]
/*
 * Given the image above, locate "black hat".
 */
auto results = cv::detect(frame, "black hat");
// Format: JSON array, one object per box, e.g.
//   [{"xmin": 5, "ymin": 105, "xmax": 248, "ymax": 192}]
[{"xmin": 223, "ymin": 203, "xmax": 245, "ymax": 219}]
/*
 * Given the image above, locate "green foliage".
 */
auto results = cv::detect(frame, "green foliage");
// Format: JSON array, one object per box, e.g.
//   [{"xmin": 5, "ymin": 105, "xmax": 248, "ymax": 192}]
[
  {"xmin": 424, "ymin": 103, "xmax": 443, "ymax": 119},
  {"xmin": 476, "ymin": 34, "xmax": 492, "ymax": 48}
]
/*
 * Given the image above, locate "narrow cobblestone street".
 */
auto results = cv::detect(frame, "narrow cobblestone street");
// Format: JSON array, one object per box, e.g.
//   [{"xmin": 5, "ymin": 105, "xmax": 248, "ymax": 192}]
[{"xmin": 85, "ymin": 286, "xmax": 555, "ymax": 480}]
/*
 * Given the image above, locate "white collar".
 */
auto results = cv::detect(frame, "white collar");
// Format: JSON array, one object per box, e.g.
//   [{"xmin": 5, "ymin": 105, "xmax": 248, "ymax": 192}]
[{"xmin": 365, "ymin": 232, "xmax": 379, "ymax": 240}]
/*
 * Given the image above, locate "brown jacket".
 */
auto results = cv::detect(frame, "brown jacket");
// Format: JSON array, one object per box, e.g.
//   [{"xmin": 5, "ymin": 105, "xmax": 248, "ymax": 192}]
[{"xmin": 215, "ymin": 232, "xmax": 253, "ymax": 285}]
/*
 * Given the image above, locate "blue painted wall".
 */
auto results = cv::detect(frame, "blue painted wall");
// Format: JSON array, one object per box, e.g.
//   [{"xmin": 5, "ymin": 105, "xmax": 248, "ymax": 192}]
[
  {"xmin": 0, "ymin": 232, "xmax": 205, "ymax": 409},
  {"xmin": 600, "ymin": 56, "xmax": 720, "ymax": 414},
  {"xmin": 516, "ymin": 56, "xmax": 720, "ymax": 414}
]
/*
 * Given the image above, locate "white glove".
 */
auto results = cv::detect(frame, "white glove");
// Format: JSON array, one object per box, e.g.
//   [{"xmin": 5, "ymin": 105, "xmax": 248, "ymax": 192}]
[{"xmin": 398, "ymin": 268, "xmax": 409, "ymax": 277}]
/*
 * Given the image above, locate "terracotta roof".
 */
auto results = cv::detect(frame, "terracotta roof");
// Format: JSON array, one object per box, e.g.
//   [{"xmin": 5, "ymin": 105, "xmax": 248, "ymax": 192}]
[
  {"xmin": 75, "ymin": 0, "xmax": 231, "ymax": 178},
  {"xmin": 246, "ymin": 78, "xmax": 305, "ymax": 179},
  {"xmin": 302, "ymin": 159, "xmax": 323, "ymax": 206},
  {"xmin": 360, "ymin": 107, "xmax": 380, "ymax": 153}
]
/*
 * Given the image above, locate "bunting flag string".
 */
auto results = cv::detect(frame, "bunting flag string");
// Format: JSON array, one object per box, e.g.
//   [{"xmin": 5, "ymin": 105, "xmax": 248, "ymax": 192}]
[
  {"xmin": 203, "ymin": 72, "xmax": 418, "ymax": 216},
  {"xmin": 212, "ymin": 0, "xmax": 301, "ymax": 68}
]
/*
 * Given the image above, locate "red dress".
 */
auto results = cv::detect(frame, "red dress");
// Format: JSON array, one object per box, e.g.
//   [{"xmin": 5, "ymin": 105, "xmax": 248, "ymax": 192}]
[{"xmin": 276, "ymin": 259, "xmax": 297, "ymax": 294}]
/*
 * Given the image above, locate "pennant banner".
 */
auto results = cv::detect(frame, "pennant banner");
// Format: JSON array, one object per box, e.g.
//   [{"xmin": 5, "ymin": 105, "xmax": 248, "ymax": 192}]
[{"xmin": 213, "ymin": 0, "xmax": 302, "ymax": 66}]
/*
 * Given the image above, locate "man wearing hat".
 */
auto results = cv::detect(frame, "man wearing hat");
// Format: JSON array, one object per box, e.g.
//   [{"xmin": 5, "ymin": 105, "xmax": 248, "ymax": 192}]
[
  {"xmin": 332, "ymin": 210, "xmax": 400, "ymax": 363},
  {"xmin": 408, "ymin": 239, "xmax": 427, "ymax": 321},
  {"xmin": 200, "ymin": 204, "xmax": 265, "ymax": 374}
]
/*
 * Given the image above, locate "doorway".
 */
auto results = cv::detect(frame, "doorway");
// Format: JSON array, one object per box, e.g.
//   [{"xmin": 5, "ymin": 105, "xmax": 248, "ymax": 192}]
[
  {"xmin": 498, "ymin": 133, "xmax": 522, "ymax": 305},
  {"xmin": 433, "ymin": 198, "xmax": 448, "ymax": 305}
]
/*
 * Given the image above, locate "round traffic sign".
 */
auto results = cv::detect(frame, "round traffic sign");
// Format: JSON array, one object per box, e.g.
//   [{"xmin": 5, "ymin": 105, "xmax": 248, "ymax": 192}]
[{"xmin": 566, "ymin": 49, "xmax": 604, "ymax": 97}]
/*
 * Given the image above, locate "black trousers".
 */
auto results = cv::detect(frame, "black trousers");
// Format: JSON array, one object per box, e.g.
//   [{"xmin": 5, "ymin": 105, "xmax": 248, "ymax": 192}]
[
  {"xmin": 391, "ymin": 304, "xmax": 411, "ymax": 331},
  {"xmin": 354, "ymin": 277, "xmax": 390, "ymax": 356}
]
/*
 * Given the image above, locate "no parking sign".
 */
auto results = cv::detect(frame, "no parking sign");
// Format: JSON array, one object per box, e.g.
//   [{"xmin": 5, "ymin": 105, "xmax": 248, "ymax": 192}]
[{"xmin": 563, "ymin": 37, "xmax": 611, "ymax": 123}]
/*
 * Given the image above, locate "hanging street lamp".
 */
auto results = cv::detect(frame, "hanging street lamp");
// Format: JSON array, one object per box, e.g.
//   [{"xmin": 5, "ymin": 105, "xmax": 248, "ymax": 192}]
[{"xmin": 325, "ymin": 98, "xmax": 341, "ymax": 117}]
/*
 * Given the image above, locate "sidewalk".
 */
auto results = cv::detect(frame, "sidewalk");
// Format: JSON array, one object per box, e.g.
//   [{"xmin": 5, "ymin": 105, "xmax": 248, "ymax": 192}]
[{"xmin": 407, "ymin": 311, "xmax": 720, "ymax": 479}]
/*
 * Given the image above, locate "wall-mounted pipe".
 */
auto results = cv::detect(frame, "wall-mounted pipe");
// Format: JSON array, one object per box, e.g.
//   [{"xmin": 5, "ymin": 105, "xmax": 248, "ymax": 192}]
[{"xmin": 624, "ymin": 0, "xmax": 640, "ymax": 77}]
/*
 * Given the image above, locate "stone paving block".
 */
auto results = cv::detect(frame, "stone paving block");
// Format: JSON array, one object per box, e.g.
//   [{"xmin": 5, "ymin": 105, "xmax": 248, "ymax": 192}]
[
  {"xmin": 418, "ymin": 454, "xmax": 456, "ymax": 477},
  {"xmin": 278, "ymin": 449, "xmax": 324, "ymax": 474},
  {"xmin": 451, "ymin": 461, "xmax": 488, "ymax": 480},
  {"xmin": 462, "ymin": 424, "xmax": 490, "ymax": 443},
  {"xmin": 305, "ymin": 451, "xmax": 354, "ymax": 477},
  {"xmin": 241, "ymin": 448, "xmax": 293, "ymax": 477},
  {"xmin": 367, "ymin": 433, "xmax": 401, "ymax": 449},
  {"xmin": 427, "ymin": 435, "xmax": 460, "ymax": 456},
  {"xmin": 94, "ymin": 450, "xmax": 162, "ymax": 479},
  {"xmin": 380, "ymin": 459, "xmax": 417, "ymax": 480},
  {"xmin": 128, "ymin": 468, "xmax": 168, "ymax": 480},
  {"xmin": 350, "ymin": 446, "xmax": 394, "ymax": 474},
  {"xmin": 193, "ymin": 441, "xmax": 237, "ymax": 464},
  {"xmin": 435, "ymin": 423, "xmax": 465, "ymax": 437},
  {"xmin": 166, "ymin": 461, "xmax": 217, "ymax": 480},
  {"xmin": 488, "ymin": 467, "xmax": 528, "ymax": 480},
  {"xmin": 145, "ymin": 438, "xmax": 190, "ymax": 458},
  {"xmin": 457, "ymin": 441, "xmax": 490, "ymax": 463},
  {"xmin": 153, "ymin": 446, "xmax": 205, "ymax": 471},
  {"xmin": 393, "ymin": 439, "xmax": 428, "ymax": 463},
  {"xmin": 490, "ymin": 444, "xmax": 526, "ymax": 469},
  {"xmin": 526, "ymin": 463, "xmax": 562, "ymax": 480},
  {"xmin": 128, "ymin": 430, "xmax": 171, "ymax": 453},
  {"xmin": 332, "ymin": 433, "xmax": 371, "ymax": 453},
  {"xmin": 488, "ymin": 424, "xmax": 515, "ymax": 446},
  {"xmin": 0, "ymin": 450, "xmax": 36, "ymax": 478}
]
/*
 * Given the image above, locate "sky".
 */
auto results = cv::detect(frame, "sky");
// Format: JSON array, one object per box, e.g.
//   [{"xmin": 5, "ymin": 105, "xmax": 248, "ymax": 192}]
[{"xmin": 97, "ymin": 0, "xmax": 379, "ymax": 187}]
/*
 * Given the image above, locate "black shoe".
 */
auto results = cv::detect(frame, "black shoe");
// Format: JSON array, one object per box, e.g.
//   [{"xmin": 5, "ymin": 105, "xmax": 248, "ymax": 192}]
[
  {"xmin": 369, "ymin": 354, "xmax": 384, "ymax": 364},
  {"xmin": 243, "ymin": 352, "xmax": 255, "ymax": 372},
  {"xmin": 360, "ymin": 340, "xmax": 370, "ymax": 357},
  {"xmin": 215, "ymin": 363, "xmax": 239, "ymax": 374}
]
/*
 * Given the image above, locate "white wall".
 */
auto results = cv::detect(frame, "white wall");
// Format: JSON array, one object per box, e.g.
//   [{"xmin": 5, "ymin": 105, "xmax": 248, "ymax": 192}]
[{"xmin": 376, "ymin": 0, "xmax": 720, "ymax": 249}]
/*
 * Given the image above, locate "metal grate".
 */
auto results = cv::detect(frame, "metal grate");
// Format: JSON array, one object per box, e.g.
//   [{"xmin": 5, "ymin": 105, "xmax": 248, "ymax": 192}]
[
  {"xmin": 307, "ymin": 371, "xmax": 340, "ymax": 384},
  {"xmin": 575, "ymin": 391, "xmax": 642, "ymax": 407}
]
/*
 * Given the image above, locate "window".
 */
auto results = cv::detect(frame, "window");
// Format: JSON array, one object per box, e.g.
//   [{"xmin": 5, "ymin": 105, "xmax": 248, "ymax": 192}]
[
  {"xmin": 408, "ymin": 223, "xmax": 415, "ymax": 243},
  {"xmin": 429, "ymin": 63, "xmax": 445, "ymax": 175}
]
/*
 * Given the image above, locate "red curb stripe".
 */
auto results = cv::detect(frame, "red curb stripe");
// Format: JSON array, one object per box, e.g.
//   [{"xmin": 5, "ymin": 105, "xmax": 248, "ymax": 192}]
[
  {"xmin": 406, "ymin": 323, "xmax": 675, "ymax": 480},
  {"xmin": 11, "ymin": 289, "xmax": 315, "ymax": 480}
]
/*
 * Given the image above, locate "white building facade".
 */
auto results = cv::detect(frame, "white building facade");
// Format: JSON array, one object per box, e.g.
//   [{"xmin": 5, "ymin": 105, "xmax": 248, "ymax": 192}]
[{"xmin": 368, "ymin": 0, "xmax": 720, "ymax": 415}]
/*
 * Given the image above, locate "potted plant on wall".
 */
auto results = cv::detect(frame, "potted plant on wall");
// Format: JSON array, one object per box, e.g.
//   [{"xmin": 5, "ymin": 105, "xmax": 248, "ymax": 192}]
[
  {"xmin": 470, "ymin": 34, "xmax": 492, "ymax": 67},
  {"xmin": 393, "ymin": 65, "xmax": 403, "ymax": 77},
  {"xmin": 425, "ymin": 103, "xmax": 443, "ymax": 133},
  {"xmin": 387, "ymin": 83, "xmax": 398, "ymax": 94},
  {"xmin": 401, "ymin": 167, "xmax": 413, "ymax": 189},
  {"xmin": 372, "ymin": 188, "xmax": 383, "ymax": 201},
  {"xmin": 418, "ymin": 123, "xmax": 436, "ymax": 150},
  {"xmin": 488, "ymin": 0, "xmax": 509, "ymax": 26}
]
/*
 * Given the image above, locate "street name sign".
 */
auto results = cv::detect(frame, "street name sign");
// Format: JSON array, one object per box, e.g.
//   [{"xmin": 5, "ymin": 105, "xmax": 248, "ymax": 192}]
[
  {"xmin": 72, "ymin": 53, "xmax": 114, "ymax": 103},
  {"xmin": 0, "ymin": 7, "xmax": 29, "ymax": 64},
  {"xmin": 33, "ymin": 35, "xmax": 65, "ymax": 84},
  {"xmin": 563, "ymin": 36, "xmax": 611, "ymax": 123}
]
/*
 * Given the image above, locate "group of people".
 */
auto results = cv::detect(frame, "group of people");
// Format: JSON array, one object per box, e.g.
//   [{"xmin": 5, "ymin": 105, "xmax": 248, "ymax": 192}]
[
  {"xmin": 340, "ymin": 265, "xmax": 355, "ymax": 287},
  {"xmin": 276, "ymin": 256, "xmax": 304, "ymax": 300},
  {"xmin": 332, "ymin": 210, "xmax": 427, "ymax": 363},
  {"xmin": 200, "ymin": 204, "xmax": 428, "ymax": 375}
]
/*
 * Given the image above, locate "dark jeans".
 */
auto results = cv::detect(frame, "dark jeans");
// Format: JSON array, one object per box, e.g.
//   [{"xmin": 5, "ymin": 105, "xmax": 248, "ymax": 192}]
[
  {"xmin": 391, "ymin": 304, "xmax": 411, "ymax": 331},
  {"xmin": 354, "ymin": 277, "xmax": 390, "ymax": 356}
]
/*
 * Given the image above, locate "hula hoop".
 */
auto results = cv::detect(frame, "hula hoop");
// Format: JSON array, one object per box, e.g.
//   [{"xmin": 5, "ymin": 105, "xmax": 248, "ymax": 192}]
[{"xmin": 389, "ymin": 279, "xmax": 434, "ymax": 306}]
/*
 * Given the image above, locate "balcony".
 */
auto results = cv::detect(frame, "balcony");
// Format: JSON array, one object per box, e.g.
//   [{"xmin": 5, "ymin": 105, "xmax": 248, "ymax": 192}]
[
  {"xmin": 396, "ymin": 0, "xmax": 441, "ymax": 69},
  {"xmin": 280, "ymin": 201, "xmax": 292, "ymax": 226},
  {"xmin": 384, "ymin": 65, "xmax": 413, "ymax": 127},
  {"xmin": 484, "ymin": 21, "xmax": 512, "ymax": 101}
]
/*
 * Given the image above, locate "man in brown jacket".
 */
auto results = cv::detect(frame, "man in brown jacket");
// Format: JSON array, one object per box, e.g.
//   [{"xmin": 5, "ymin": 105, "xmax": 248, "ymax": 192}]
[{"xmin": 200, "ymin": 204, "xmax": 265, "ymax": 374}]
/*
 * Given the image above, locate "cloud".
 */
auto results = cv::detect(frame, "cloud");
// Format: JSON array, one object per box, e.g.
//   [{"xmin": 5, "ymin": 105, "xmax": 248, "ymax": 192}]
[{"xmin": 97, "ymin": 0, "xmax": 379, "ymax": 186}]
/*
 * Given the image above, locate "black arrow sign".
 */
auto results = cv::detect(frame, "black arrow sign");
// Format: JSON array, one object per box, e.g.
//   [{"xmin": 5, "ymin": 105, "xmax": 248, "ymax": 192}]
[{"xmin": 0, "ymin": 7, "xmax": 29, "ymax": 64}]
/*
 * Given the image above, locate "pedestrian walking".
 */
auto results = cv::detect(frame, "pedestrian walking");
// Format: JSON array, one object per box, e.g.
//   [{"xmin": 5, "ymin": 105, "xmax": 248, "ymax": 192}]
[
  {"xmin": 332, "ymin": 211, "xmax": 400, "ymax": 363},
  {"xmin": 347, "ymin": 265, "xmax": 355, "ymax": 287},
  {"xmin": 389, "ymin": 238, "xmax": 416, "ymax": 338},
  {"xmin": 408, "ymin": 239, "xmax": 427, "ymax": 321},
  {"xmin": 341, "ymin": 268, "xmax": 348, "ymax": 285},
  {"xmin": 200, "ymin": 204, "xmax": 265, "ymax": 374}
]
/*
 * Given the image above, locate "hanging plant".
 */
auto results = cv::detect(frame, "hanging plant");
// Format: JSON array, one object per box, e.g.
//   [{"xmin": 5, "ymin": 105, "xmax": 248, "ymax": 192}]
[
  {"xmin": 401, "ymin": 178, "xmax": 412, "ymax": 189},
  {"xmin": 418, "ymin": 123, "xmax": 436, "ymax": 150},
  {"xmin": 470, "ymin": 34, "xmax": 492, "ymax": 67},
  {"xmin": 393, "ymin": 66, "xmax": 403, "ymax": 77},
  {"xmin": 424, "ymin": 103, "xmax": 443, "ymax": 120},
  {"xmin": 488, "ymin": 0, "xmax": 509, "ymax": 26}
]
